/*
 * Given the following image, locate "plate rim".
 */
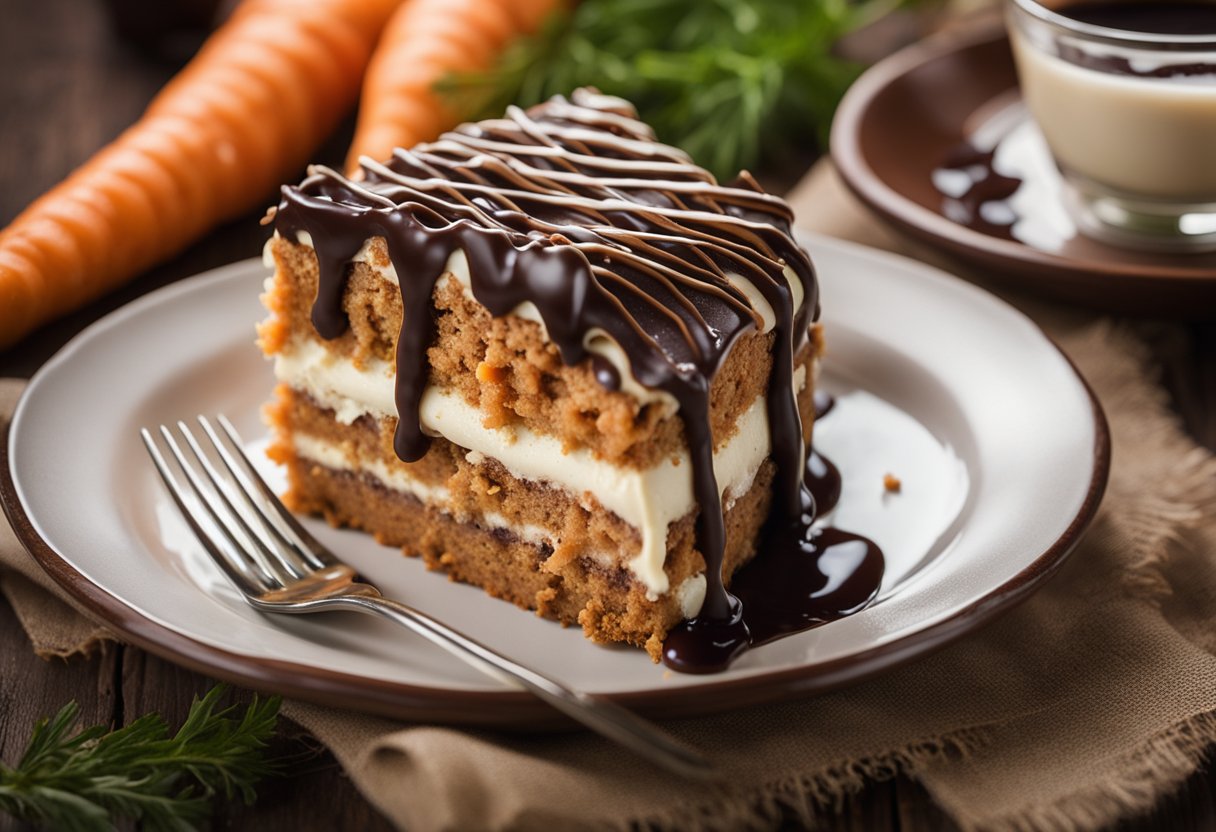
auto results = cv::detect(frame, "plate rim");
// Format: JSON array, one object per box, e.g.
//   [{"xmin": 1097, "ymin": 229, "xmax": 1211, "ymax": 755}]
[
  {"xmin": 1, "ymin": 248, "xmax": 1111, "ymax": 727},
  {"xmin": 831, "ymin": 23, "xmax": 1216, "ymax": 291}
]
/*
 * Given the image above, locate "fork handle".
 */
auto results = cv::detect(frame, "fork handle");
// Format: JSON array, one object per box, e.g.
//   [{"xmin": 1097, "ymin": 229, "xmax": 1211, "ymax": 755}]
[{"xmin": 325, "ymin": 593, "xmax": 716, "ymax": 781}]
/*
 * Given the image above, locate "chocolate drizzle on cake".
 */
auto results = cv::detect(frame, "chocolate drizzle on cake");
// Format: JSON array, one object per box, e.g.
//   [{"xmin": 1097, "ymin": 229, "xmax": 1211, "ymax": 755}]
[{"xmin": 273, "ymin": 88, "xmax": 881, "ymax": 672}]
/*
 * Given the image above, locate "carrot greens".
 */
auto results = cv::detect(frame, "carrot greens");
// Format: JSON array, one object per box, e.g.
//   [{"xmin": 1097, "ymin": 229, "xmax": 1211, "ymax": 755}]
[
  {"xmin": 0, "ymin": 685, "xmax": 280, "ymax": 831},
  {"xmin": 437, "ymin": 0, "xmax": 911, "ymax": 179}
]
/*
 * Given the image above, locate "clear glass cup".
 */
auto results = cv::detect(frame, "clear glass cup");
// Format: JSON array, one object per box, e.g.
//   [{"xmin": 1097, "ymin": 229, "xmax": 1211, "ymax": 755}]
[{"xmin": 1006, "ymin": 0, "xmax": 1216, "ymax": 252}]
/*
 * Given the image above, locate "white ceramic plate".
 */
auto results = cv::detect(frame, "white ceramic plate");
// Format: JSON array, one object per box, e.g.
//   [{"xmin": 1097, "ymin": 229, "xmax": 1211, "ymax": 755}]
[{"xmin": 2, "ymin": 233, "xmax": 1108, "ymax": 724}]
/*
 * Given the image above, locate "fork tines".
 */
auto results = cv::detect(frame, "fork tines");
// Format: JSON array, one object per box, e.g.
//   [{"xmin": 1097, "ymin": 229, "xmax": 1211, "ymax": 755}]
[{"xmin": 140, "ymin": 416, "xmax": 331, "ymax": 594}]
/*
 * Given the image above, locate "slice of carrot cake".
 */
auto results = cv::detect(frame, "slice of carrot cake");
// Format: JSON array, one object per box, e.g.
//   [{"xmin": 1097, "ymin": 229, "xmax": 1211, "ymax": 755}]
[{"xmin": 257, "ymin": 88, "xmax": 820, "ymax": 661}]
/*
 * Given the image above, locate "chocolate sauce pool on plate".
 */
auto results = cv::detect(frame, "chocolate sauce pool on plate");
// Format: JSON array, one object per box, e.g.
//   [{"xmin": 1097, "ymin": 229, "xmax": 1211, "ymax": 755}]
[
  {"xmin": 662, "ymin": 487, "xmax": 882, "ymax": 673},
  {"xmin": 662, "ymin": 399, "xmax": 884, "ymax": 674}
]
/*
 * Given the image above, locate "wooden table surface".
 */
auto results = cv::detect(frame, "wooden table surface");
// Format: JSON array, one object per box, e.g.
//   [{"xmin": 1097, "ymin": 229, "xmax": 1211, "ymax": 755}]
[{"xmin": 1, "ymin": 2, "xmax": 1214, "ymax": 829}]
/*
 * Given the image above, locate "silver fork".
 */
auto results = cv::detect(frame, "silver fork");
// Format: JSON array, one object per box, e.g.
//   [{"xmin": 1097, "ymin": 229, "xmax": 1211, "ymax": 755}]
[{"xmin": 141, "ymin": 415, "xmax": 715, "ymax": 781}]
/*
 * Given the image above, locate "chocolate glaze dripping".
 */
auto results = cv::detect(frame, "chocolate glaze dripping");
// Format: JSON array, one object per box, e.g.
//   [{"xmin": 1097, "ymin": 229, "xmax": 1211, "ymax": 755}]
[
  {"xmin": 663, "ymin": 415, "xmax": 879, "ymax": 673},
  {"xmin": 805, "ymin": 450, "xmax": 842, "ymax": 516},
  {"xmin": 590, "ymin": 355, "xmax": 620, "ymax": 391},
  {"xmin": 664, "ymin": 520, "xmax": 882, "ymax": 673},
  {"xmin": 274, "ymin": 89, "xmax": 881, "ymax": 671},
  {"xmin": 814, "ymin": 389, "xmax": 835, "ymax": 421}
]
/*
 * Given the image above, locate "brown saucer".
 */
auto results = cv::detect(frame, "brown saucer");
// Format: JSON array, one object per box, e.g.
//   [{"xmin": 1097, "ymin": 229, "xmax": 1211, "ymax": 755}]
[{"xmin": 831, "ymin": 24, "xmax": 1216, "ymax": 318}]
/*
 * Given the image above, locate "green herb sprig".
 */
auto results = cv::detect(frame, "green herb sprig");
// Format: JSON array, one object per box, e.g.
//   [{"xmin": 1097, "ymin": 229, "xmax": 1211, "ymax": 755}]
[
  {"xmin": 438, "ymin": 0, "xmax": 910, "ymax": 179},
  {"xmin": 0, "ymin": 685, "xmax": 281, "ymax": 831}
]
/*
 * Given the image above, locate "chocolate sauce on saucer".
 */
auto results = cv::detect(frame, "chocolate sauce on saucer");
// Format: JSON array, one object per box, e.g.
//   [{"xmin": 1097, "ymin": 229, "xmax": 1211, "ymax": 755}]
[
  {"xmin": 933, "ymin": 144, "xmax": 1023, "ymax": 241},
  {"xmin": 931, "ymin": 117, "xmax": 1077, "ymax": 252}
]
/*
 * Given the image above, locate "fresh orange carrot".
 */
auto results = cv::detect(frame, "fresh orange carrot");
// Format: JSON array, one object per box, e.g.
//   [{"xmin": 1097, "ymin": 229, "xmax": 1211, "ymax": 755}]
[
  {"xmin": 344, "ymin": 0, "xmax": 563, "ymax": 173},
  {"xmin": 0, "ymin": 0, "xmax": 403, "ymax": 349}
]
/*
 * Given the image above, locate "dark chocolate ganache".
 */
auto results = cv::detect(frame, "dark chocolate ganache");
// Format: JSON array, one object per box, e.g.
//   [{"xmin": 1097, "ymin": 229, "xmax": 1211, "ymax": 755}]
[{"xmin": 272, "ymin": 88, "xmax": 883, "ymax": 672}]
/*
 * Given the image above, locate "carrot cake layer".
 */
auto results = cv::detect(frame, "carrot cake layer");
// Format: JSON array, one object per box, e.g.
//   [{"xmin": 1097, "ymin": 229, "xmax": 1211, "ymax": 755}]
[{"xmin": 266, "ymin": 387, "xmax": 787, "ymax": 658}]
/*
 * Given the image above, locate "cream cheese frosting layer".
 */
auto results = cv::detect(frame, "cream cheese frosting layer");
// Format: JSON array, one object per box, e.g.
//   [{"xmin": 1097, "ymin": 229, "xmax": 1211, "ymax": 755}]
[
  {"xmin": 274, "ymin": 337, "xmax": 785, "ymax": 598},
  {"xmin": 294, "ymin": 431, "xmax": 558, "ymax": 547},
  {"xmin": 292, "ymin": 432, "xmax": 451, "ymax": 505}
]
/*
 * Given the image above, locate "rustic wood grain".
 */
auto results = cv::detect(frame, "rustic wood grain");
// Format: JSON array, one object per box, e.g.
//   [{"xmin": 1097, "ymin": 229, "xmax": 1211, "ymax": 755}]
[
  {"xmin": 0, "ymin": 597, "xmax": 119, "ymax": 832},
  {"xmin": 815, "ymin": 780, "xmax": 901, "ymax": 830},
  {"xmin": 1144, "ymin": 322, "xmax": 1216, "ymax": 453},
  {"xmin": 0, "ymin": 0, "xmax": 1212, "ymax": 830}
]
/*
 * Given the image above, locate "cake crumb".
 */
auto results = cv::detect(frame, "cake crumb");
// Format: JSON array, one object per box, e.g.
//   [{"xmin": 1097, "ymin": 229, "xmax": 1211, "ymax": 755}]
[
  {"xmin": 486, "ymin": 484, "xmax": 501, "ymax": 495},
  {"xmin": 883, "ymin": 473, "xmax": 902, "ymax": 492}
]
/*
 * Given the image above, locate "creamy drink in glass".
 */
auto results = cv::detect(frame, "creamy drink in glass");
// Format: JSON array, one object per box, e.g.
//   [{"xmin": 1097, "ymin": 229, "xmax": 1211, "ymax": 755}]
[{"xmin": 1007, "ymin": 0, "xmax": 1216, "ymax": 252}]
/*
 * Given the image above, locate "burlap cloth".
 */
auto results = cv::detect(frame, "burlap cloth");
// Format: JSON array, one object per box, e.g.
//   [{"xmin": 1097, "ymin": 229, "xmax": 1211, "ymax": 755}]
[{"xmin": 3, "ymin": 161, "xmax": 1216, "ymax": 831}]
